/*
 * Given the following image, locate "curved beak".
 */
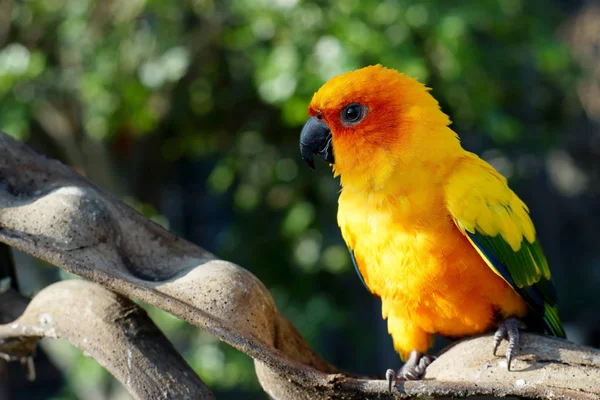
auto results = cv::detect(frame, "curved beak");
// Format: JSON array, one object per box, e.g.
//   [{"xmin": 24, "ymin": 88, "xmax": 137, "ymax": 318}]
[{"xmin": 299, "ymin": 117, "xmax": 334, "ymax": 170}]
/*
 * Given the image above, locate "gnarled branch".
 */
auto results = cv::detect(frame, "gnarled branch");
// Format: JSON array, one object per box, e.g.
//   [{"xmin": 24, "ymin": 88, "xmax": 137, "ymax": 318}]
[
  {"xmin": 0, "ymin": 280, "xmax": 214, "ymax": 400},
  {"xmin": 0, "ymin": 131, "xmax": 598, "ymax": 399}
]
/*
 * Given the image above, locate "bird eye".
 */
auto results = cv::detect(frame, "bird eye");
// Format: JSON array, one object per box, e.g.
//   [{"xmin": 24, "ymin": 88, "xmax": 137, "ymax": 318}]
[{"xmin": 341, "ymin": 103, "xmax": 366, "ymax": 126}]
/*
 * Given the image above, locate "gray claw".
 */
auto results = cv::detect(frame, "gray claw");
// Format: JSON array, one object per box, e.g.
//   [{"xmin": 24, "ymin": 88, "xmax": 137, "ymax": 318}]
[
  {"xmin": 492, "ymin": 323, "xmax": 507, "ymax": 356},
  {"xmin": 385, "ymin": 368, "xmax": 395, "ymax": 393},
  {"xmin": 386, "ymin": 350, "xmax": 436, "ymax": 392},
  {"xmin": 493, "ymin": 317, "xmax": 526, "ymax": 370},
  {"xmin": 418, "ymin": 354, "xmax": 435, "ymax": 371}
]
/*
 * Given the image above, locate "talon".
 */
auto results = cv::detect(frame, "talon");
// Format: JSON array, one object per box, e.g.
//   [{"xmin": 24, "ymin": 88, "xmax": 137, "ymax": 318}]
[
  {"xmin": 492, "ymin": 324, "xmax": 507, "ymax": 356},
  {"xmin": 404, "ymin": 370, "xmax": 417, "ymax": 380},
  {"xmin": 506, "ymin": 322, "xmax": 520, "ymax": 370},
  {"xmin": 392, "ymin": 350, "xmax": 434, "ymax": 382},
  {"xmin": 385, "ymin": 368, "xmax": 396, "ymax": 393},
  {"xmin": 386, "ymin": 350, "xmax": 435, "ymax": 392},
  {"xmin": 493, "ymin": 317, "xmax": 525, "ymax": 370},
  {"xmin": 418, "ymin": 354, "xmax": 435, "ymax": 371}
]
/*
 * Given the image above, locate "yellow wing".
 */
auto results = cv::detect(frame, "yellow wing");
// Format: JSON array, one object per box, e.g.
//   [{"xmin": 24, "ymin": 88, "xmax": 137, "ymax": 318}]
[{"xmin": 445, "ymin": 153, "xmax": 564, "ymax": 337}]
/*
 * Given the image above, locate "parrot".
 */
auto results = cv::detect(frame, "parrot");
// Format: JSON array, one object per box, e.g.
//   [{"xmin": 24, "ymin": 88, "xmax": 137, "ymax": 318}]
[{"xmin": 299, "ymin": 65, "xmax": 565, "ymax": 389}]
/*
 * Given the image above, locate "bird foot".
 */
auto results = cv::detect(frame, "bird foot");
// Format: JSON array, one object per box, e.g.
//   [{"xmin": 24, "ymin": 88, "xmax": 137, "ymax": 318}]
[
  {"xmin": 492, "ymin": 317, "xmax": 526, "ymax": 370},
  {"xmin": 386, "ymin": 350, "xmax": 436, "ymax": 392}
]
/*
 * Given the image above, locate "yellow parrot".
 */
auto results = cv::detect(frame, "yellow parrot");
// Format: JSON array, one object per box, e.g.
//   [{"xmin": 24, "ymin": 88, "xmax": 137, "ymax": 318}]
[{"xmin": 299, "ymin": 65, "xmax": 565, "ymax": 388}]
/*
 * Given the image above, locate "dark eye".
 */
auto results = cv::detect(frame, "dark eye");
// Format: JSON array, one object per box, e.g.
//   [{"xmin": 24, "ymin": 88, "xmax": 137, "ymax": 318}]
[{"xmin": 341, "ymin": 103, "xmax": 366, "ymax": 126}]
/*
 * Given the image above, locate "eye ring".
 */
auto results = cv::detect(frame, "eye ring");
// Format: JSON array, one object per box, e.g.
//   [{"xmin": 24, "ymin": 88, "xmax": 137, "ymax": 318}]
[{"xmin": 340, "ymin": 103, "xmax": 367, "ymax": 126}]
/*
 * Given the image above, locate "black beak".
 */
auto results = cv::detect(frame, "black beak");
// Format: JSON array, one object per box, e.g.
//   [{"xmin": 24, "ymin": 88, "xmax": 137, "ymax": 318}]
[{"xmin": 299, "ymin": 117, "xmax": 334, "ymax": 170}]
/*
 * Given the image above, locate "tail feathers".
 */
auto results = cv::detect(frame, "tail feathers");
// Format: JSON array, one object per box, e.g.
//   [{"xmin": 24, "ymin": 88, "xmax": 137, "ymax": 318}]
[{"xmin": 544, "ymin": 304, "xmax": 566, "ymax": 338}]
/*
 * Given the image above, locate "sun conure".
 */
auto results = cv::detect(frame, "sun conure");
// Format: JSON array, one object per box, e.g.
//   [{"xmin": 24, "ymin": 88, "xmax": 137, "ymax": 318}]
[{"xmin": 299, "ymin": 65, "xmax": 565, "ymax": 388}]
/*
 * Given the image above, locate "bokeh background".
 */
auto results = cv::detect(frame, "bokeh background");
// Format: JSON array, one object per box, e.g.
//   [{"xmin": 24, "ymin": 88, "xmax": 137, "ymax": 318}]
[{"xmin": 1, "ymin": 0, "xmax": 599, "ymax": 399}]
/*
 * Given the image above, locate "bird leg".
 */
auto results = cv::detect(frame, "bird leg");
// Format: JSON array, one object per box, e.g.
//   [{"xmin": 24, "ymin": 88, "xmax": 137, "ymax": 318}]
[
  {"xmin": 492, "ymin": 317, "xmax": 526, "ymax": 370},
  {"xmin": 386, "ymin": 350, "xmax": 436, "ymax": 392}
]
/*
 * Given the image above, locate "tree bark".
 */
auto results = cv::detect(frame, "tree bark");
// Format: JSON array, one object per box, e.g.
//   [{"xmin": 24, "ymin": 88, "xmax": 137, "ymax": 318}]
[
  {"xmin": 0, "ymin": 131, "xmax": 598, "ymax": 399},
  {"xmin": 0, "ymin": 281, "xmax": 214, "ymax": 400}
]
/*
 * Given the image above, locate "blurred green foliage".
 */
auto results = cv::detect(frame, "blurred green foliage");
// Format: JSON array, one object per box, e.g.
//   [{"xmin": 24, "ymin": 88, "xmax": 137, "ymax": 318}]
[{"xmin": 2, "ymin": 0, "xmax": 597, "ymax": 399}]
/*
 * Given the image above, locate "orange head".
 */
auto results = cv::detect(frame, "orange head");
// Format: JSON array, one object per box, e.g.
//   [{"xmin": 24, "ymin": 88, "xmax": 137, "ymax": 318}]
[{"xmin": 300, "ymin": 65, "xmax": 458, "ymax": 191}]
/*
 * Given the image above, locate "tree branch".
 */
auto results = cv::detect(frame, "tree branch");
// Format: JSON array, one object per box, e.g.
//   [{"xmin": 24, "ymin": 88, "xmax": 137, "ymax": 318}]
[
  {"xmin": 0, "ymin": 131, "xmax": 598, "ymax": 399},
  {"xmin": 0, "ymin": 280, "xmax": 214, "ymax": 400}
]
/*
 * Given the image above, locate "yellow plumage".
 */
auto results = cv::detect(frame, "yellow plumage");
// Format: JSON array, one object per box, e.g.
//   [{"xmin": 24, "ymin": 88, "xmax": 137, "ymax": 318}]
[
  {"xmin": 303, "ymin": 65, "xmax": 564, "ymax": 361},
  {"xmin": 337, "ymin": 151, "xmax": 529, "ymax": 358}
]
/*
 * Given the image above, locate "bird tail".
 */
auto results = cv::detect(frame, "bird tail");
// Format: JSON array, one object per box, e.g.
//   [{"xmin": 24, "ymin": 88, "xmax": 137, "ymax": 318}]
[{"xmin": 544, "ymin": 303, "xmax": 566, "ymax": 338}]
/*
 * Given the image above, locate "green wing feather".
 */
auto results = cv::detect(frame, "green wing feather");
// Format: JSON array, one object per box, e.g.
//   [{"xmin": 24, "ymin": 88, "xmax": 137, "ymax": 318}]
[
  {"xmin": 446, "ymin": 154, "xmax": 566, "ymax": 338},
  {"xmin": 467, "ymin": 231, "xmax": 565, "ymax": 337}
]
